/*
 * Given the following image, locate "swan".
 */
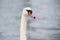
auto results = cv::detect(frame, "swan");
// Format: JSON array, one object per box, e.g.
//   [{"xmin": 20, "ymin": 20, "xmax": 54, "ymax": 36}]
[{"xmin": 20, "ymin": 7, "xmax": 35, "ymax": 40}]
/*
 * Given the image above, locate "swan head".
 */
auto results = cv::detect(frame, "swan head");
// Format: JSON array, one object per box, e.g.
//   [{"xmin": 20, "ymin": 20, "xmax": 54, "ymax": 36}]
[{"xmin": 22, "ymin": 7, "xmax": 35, "ymax": 19}]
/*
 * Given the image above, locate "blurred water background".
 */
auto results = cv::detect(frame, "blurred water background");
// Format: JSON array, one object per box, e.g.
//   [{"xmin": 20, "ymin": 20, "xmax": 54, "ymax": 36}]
[{"xmin": 0, "ymin": 0, "xmax": 60, "ymax": 40}]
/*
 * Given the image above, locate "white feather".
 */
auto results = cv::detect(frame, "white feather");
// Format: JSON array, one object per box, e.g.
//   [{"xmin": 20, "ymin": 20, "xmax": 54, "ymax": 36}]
[{"xmin": 20, "ymin": 7, "xmax": 32, "ymax": 40}]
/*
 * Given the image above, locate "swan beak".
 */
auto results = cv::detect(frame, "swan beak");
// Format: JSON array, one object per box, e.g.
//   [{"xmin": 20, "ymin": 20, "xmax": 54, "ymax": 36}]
[{"xmin": 29, "ymin": 13, "xmax": 35, "ymax": 19}]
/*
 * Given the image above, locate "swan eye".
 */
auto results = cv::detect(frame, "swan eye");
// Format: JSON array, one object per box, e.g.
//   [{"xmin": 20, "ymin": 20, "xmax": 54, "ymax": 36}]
[{"xmin": 26, "ymin": 10, "xmax": 32, "ymax": 14}]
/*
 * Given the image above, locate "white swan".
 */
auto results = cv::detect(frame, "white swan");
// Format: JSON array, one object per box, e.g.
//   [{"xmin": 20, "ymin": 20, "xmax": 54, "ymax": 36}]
[{"xmin": 20, "ymin": 7, "xmax": 35, "ymax": 40}]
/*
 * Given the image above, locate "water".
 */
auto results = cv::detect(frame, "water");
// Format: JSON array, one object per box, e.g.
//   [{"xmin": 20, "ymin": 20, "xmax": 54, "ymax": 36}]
[{"xmin": 0, "ymin": 0, "xmax": 60, "ymax": 40}]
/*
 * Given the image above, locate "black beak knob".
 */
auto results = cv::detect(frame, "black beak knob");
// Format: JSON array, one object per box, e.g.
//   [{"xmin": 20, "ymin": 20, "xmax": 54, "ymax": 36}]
[{"xmin": 34, "ymin": 17, "xmax": 36, "ymax": 19}]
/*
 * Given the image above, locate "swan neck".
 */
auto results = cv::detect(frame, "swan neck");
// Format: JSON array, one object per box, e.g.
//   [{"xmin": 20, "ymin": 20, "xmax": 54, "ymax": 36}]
[{"xmin": 20, "ymin": 14, "xmax": 27, "ymax": 40}]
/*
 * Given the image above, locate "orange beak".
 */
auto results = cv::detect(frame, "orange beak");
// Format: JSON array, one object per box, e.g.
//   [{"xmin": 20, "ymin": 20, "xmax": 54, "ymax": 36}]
[{"xmin": 28, "ymin": 13, "xmax": 35, "ymax": 19}]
